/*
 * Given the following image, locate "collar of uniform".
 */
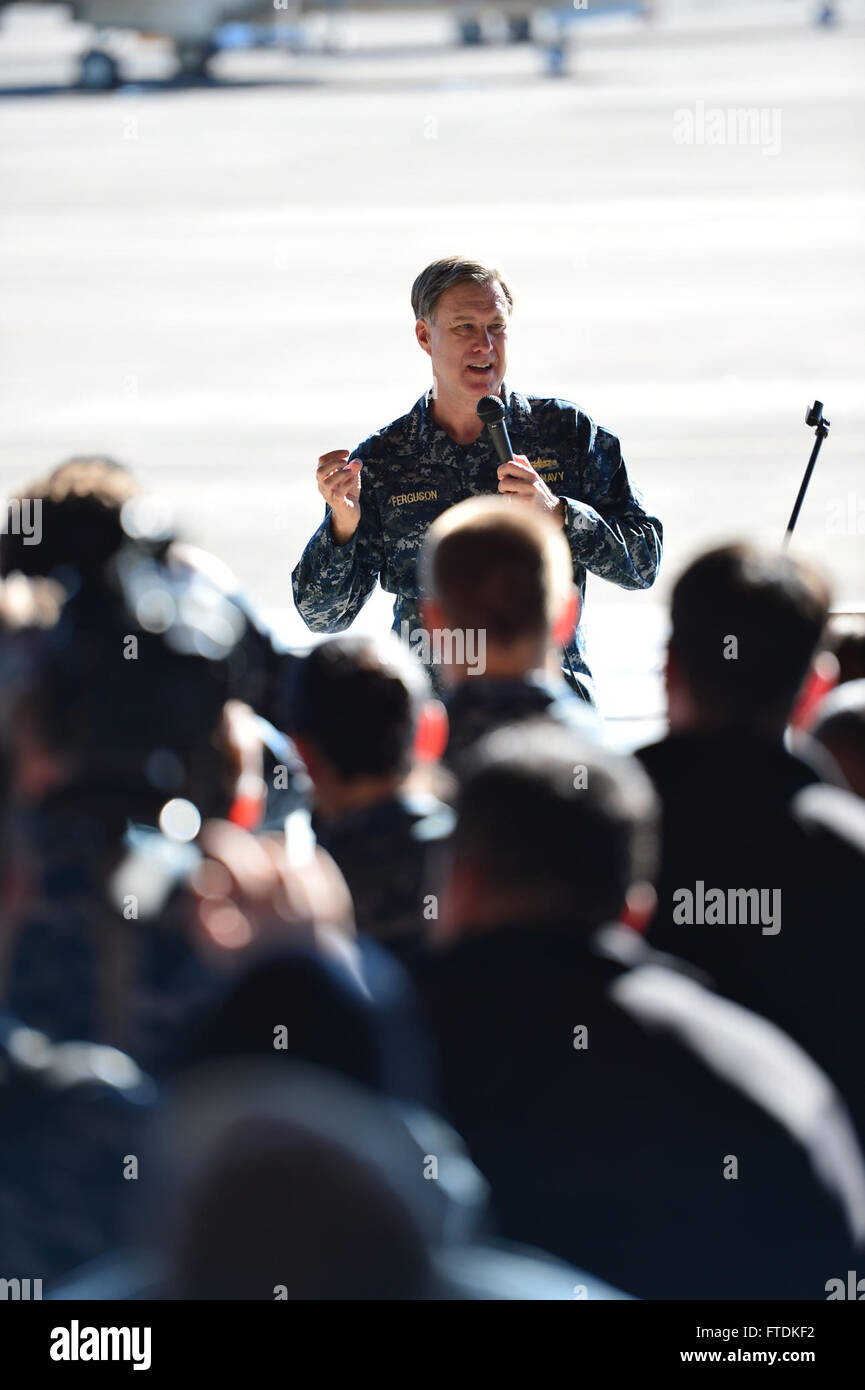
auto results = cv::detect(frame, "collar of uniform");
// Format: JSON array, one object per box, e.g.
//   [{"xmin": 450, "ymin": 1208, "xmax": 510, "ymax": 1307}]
[
  {"xmin": 504, "ymin": 385, "xmax": 541, "ymax": 444},
  {"xmin": 446, "ymin": 668, "xmax": 562, "ymax": 713},
  {"xmin": 411, "ymin": 382, "xmax": 539, "ymax": 457}
]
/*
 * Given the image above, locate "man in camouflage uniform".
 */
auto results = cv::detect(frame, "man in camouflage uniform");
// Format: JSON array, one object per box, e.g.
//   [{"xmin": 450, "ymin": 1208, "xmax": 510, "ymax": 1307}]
[{"xmin": 291, "ymin": 257, "xmax": 662, "ymax": 704}]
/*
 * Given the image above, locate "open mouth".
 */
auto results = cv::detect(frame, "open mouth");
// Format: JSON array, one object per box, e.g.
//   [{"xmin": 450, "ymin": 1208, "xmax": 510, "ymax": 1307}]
[{"xmin": 466, "ymin": 363, "xmax": 493, "ymax": 374}]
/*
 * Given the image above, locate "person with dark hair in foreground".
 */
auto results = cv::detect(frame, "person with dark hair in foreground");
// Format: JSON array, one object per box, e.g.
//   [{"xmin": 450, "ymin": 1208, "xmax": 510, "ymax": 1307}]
[
  {"xmin": 418, "ymin": 721, "xmax": 865, "ymax": 1299},
  {"xmin": 52, "ymin": 1063, "xmax": 628, "ymax": 1301},
  {"xmin": 172, "ymin": 935, "xmax": 436, "ymax": 1110},
  {"xmin": 636, "ymin": 543, "xmax": 865, "ymax": 1144},
  {"xmin": 289, "ymin": 633, "xmax": 451, "ymax": 969},
  {"xmin": 0, "ymin": 557, "xmax": 321, "ymax": 1071},
  {"xmin": 0, "ymin": 456, "xmax": 137, "ymax": 586},
  {"xmin": 0, "ymin": 455, "xmax": 302, "ymax": 755}
]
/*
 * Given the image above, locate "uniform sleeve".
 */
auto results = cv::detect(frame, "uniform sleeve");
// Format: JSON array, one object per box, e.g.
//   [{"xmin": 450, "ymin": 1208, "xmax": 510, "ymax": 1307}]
[
  {"xmin": 561, "ymin": 414, "xmax": 663, "ymax": 590},
  {"xmin": 291, "ymin": 455, "xmax": 385, "ymax": 633}
]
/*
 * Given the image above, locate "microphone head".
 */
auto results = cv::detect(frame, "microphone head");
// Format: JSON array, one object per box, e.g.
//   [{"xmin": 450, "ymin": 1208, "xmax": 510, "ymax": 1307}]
[{"xmin": 476, "ymin": 394, "xmax": 505, "ymax": 426}]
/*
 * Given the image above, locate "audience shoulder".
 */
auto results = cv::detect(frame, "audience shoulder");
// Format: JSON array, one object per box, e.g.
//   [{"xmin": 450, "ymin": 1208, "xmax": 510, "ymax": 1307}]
[
  {"xmin": 610, "ymin": 963, "xmax": 865, "ymax": 1243},
  {"xmin": 791, "ymin": 781, "xmax": 865, "ymax": 857}
]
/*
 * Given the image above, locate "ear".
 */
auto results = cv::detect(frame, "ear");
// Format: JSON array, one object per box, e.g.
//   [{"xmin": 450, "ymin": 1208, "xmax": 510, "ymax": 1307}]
[
  {"xmin": 415, "ymin": 317, "xmax": 432, "ymax": 358},
  {"xmin": 414, "ymin": 699, "xmax": 449, "ymax": 764},
  {"xmin": 665, "ymin": 640, "xmax": 681, "ymax": 694},
  {"xmin": 0, "ymin": 859, "xmax": 33, "ymax": 1000},
  {"xmin": 221, "ymin": 699, "xmax": 266, "ymax": 832},
  {"xmin": 0, "ymin": 857, "xmax": 35, "ymax": 946},
  {"xmin": 12, "ymin": 706, "xmax": 68, "ymax": 800},
  {"xmin": 789, "ymin": 650, "xmax": 839, "ymax": 732},
  {"xmin": 552, "ymin": 585, "xmax": 580, "ymax": 646},
  {"xmin": 664, "ymin": 640, "xmax": 692, "ymax": 730},
  {"xmin": 420, "ymin": 597, "xmax": 447, "ymax": 633},
  {"xmin": 619, "ymin": 881, "xmax": 657, "ymax": 935},
  {"xmin": 292, "ymin": 734, "xmax": 321, "ymax": 781},
  {"xmin": 435, "ymin": 859, "xmax": 478, "ymax": 946}
]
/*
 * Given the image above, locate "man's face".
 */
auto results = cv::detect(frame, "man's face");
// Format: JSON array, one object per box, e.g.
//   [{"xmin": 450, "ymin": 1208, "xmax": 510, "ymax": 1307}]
[{"xmin": 415, "ymin": 281, "xmax": 510, "ymax": 407}]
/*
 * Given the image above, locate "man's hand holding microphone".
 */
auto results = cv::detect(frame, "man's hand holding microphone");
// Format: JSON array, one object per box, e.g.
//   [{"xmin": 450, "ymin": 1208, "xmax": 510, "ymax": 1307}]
[{"xmin": 477, "ymin": 395, "xmax": 566, "ymax": 525}]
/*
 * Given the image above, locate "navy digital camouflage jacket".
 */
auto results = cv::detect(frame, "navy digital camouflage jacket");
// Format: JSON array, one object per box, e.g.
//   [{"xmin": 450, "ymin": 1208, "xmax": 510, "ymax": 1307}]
[{"xmin": 291, "ymin": 385, "xmax": 663, "ymax": 702}]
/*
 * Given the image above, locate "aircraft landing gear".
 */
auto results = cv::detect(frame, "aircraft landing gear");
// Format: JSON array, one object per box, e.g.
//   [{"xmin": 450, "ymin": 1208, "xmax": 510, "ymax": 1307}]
[
  {"xmin": 175, "ymin": 39, "xmax": 217, "ymax": 82},
  {"xmin": 78, "ymin": 48, "xmax": 120, "ymax": 91},
  {"xmin": 459, "ymin": 18, "xmax": 483, "ymax": 45},
  {"xmin": 545, "ymin": 40, "xmax": 570, "ymax": 77},
  {"xmin": 508, "ymin": 16, "xmax": 532, "ymax": 43}
]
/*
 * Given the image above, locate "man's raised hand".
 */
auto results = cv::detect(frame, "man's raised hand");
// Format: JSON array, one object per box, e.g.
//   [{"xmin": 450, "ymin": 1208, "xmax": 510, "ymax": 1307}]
[{"xmin": 317, "ymin": 449, "xmax": 362, "ymax": 545}]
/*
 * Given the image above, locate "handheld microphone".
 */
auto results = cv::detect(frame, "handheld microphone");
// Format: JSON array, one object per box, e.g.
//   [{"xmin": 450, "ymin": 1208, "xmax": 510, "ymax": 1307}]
[{"xmin": 477, "ymin": 394, "xmax": 515, "ymax": 467}]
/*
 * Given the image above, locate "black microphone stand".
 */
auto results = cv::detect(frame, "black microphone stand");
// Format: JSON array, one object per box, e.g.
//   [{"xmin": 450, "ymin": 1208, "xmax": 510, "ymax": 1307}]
[{"xmin": 782, "ymin": 401, "xmax": 831, "ymax": 549}]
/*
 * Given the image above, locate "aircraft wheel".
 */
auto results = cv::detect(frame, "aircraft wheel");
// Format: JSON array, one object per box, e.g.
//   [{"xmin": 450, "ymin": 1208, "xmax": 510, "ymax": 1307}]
[
  {"xmin": 176, "ymin": 39, "xmax": 216, "ymax": 80},
  {"xmin": 78, "ymin": 48, "xmax": 120, "ymax": 91},
  {"xmin": 507, "ymin": 16, "xmax": 532, "ymax": 43},
  {"xmin": 459, "ymin": 19, "xmax": 483, "ymax": 45}
]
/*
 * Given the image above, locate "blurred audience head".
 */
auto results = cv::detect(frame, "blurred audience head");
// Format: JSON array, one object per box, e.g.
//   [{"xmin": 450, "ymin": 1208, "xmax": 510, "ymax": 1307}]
[
  {"xmin": 1, "ymin": 456, "xmax": 141, "ymax": 591},
  {"xmin": 438, "ymin": 720, "xmax": 658, "ymax": 941},
  {"xmin": 174, "ymin": 1115, "xmax": 430, "ymax": 1299},
  {"xmin": 155, "ymin": 1063, "xmax": 486, "ymax": 1300},
  {"xmin": 179, "ymin": 947, "xmax": 396, "ymax": 1087},
  {"xmin": 667, "ymin": 543, "xmax": 830, "ymax": 737},
  {"xmin": 826, "ymin": 613, "xmax": 865, "ymax": 686},
  {"xmin": 810, "ymin": 679, "xmax": 865, "ymax": 800},
  {"xmin": 419, "ymin": 496, "xmax": 579, "ymax": 685},
  {"xmin": 290, "ymin": 634, "xmax": 446, "ymax": 819},
  {"xmin": 1, "ymin": 549, "xmax": 262, "ymax": 828}
]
